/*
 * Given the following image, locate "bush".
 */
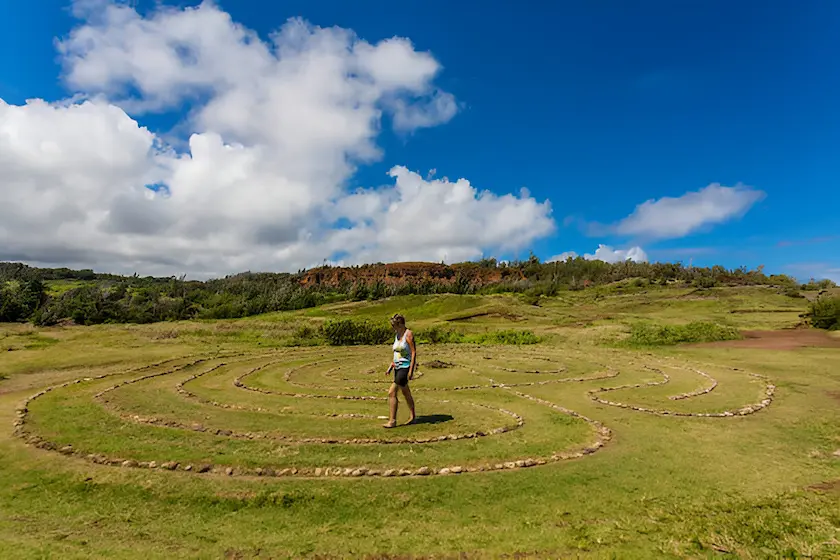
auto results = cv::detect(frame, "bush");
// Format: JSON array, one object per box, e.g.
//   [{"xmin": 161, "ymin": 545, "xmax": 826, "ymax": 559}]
[
  {"xmin": 470, "ymin": 329, "xmax": 541, "ymax": 345},
  {"xmin": 289, "ymin": 323, "xmax": 323, "ymax": 346},
  {"xmin": 415, "ymin": 326, "xmax": 540, "ymax": 345},
  {"xmin": 320, "ymin": 318, "xmax": 392, "ymax": 346},
  {"xmin": 807, "ymin": 295, "xmax": 840, "ymax": 330},
  {"xmin": 693, "ymin": 277, "xmax": 717, "ymax": 289},
  {"xmin": 782, "ymin": 286, "xmax": 803, "ymax": 299},
  {"xmin": 625, "ymin": 321, "xmax": 741, "ymax": 346},
  {"xmin": 415, "ymin": 325, "xmax": 465, "ymax": 344}
]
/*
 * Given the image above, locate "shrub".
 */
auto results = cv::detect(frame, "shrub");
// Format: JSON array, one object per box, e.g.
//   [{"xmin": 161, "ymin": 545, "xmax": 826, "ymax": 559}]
[
  {"xmin": 415, "ymin": 325, "xmax": 465, "ymax": 344},
  {"xmin": 320, "ymin": 318, "xmax": 392, "ymax": 345},
  {"xmin": 693, "ymin": 277, "xmax": 717, "ymax": 289},
  {"xmin": 470, "ymin": 329, "xmax": 541, "ymax": 345},
  {"xmin": 415, "ymin": 326, "xmax": 540, "ymax": 345},
  {"xmin": 782, "ymin": 286, "xmax": 803, "ymax": 298},
  {"xmin": 625, "ymin": 321, "xmax": 741, "ymax": 346},
  {"xmin": 807, "ymin": 295, "xmax": 840, "ymax": 330},
  {"xmin": 289, "ymin": 323, "xmax": 323, "ymax": 346}
]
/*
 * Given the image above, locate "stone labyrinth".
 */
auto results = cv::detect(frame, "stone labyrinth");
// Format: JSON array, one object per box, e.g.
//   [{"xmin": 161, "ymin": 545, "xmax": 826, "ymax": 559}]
[{"xmin": 13, "ymin": 345, "xmax": 775, "ymax": 478}]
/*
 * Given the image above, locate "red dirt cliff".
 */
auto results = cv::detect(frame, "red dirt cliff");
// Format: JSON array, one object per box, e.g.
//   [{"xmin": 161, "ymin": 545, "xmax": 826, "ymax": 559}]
[{"xmin": 299, "ymin": 262, "xmax": 525, "ymax": 288}]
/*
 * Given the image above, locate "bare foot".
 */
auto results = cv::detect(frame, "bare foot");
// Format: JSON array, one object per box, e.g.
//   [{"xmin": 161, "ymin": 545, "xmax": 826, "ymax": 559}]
[
  {"xmin": 382, "ymin": 421, "xmax": 396, "ymax": 428},
  {"xmin": 406, "ymin": 416, "xmax": 416, "ymax": 425}
]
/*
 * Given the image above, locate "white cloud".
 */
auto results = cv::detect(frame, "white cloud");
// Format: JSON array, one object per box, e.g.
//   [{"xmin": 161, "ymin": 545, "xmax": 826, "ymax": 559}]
[
  {"xmin": 547, "ymin": 251, "xmax": 578, "ymax": 262},
  {"xmin": 548, "ymin": 245, "xmax": 648, "ymax": 264},
  {"xmin": 609, "ymin": 183, "xmax": 764, "ymax": 240},
  {"xmin": 0, "ymin": 1, "xmax": 555, "ymax": 278},
  {"xmin": 585, "ymin": 245, "xmax": 648, "ymax": 263}
]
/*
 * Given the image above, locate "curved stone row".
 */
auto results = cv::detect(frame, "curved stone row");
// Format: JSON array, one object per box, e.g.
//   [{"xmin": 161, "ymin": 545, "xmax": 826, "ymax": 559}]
[
  {"xmin": 669, "ymin": 368, "xmax": 718, "ymax": 401},
  {"xmin": 476, "ymin": 367, "xmax": 619, "ymax": 390},
  {"xmin": 235, "ymin": 361, "xmax": 388, "ymax": 400},
  {"xmin": 67, "ymin": 353, "xmax": 528, "ymax": 445},
  {"xmin": 12, "ymin": 350, "xmax": 608, "ymax": 477},
  {"xmin": 587, "ymin": 364, "xmax": 775, "ymax": 417},
  {"xmin": 13, "ymin": 348, "xmax": 777, "ymax": 478},
  {"xmin": 12, "ymin": 352, "xmax": 248, "ymax": 443},
  {"xmin": 480, "ymin": 353, "xmax": 567, "ymax": 374}
]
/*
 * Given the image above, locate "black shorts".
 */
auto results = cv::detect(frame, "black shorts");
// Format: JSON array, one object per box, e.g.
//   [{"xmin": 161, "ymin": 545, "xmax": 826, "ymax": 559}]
[{"xmin": 394, "ymin": 367, "xmax": 410, "ymax": 387}]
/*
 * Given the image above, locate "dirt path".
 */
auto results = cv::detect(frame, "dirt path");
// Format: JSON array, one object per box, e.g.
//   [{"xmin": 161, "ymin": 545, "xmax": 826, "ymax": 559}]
[{"xmin": 689, "ymin": 329, "xmax": 840, "ymax": 350}]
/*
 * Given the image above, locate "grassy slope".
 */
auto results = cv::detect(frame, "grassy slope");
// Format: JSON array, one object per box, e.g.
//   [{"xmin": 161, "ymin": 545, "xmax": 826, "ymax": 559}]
[{"xmin": 1, "ymin": 285, "xmax": 840, "ymax": 559}]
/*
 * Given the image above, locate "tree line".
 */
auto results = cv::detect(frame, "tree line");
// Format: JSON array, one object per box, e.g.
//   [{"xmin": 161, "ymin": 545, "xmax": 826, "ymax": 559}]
[{"xmin": 0, "ymin": 257, "xmax": 835, "ymax": 326}]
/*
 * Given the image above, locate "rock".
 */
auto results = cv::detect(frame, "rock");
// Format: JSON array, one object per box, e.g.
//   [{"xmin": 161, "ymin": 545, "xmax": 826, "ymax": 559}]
[
  {"xmin": 524, "ymin": 459, "xmax": 537, "ymax": 467},
  {"xmin": 255, "ymin": 468, "xmax": 264, "ymax": 476},
  {"xmin": 416, "ymin": 467, "xmax": 431, "ymax": 476},
  {"xmin": 314, "ymin": 468, "xmax": 323, "ymax": 477},
  {"xmin": 382, "ymin": 469, "xmax": 395, "ymax": 477},
  {"xmin": 197, "ymin": 464, "xmax": 212, "ymax": 473},
  {"xmin": 504, "ymin": 462, "xmax": 517, "ymax": 469},
  {"xmin": 398, "ymin": 469, "xmax": 412, "ymax": 476},
  {"xmin": 59, "ymin": 445, "xmax": 74, "ymax": 455},
  {"xmin": 162, "ymin": 462, "xmax": 178, "ymax": 470},
  {"xmin": 225, "ymin": 467, "xmax": 234, "ymax": 476},
  {"xmin": 438, "ymin": 468, "xmax": 451, "ymax": 475},
  {"xmin": 148, "ymin": 461, "xmax": 158, "ymax": 469},
  {"xmin": 515, "ymin": 460, "xmax": 526, "ymax": 468},
  {"xmin": 833, "ymin": 450, "xmax": 840, "ymax": 458},
  {"xmin": 451, "ymin": 466, "xmax": 463, "ymax": 474},
  {"xmin": 367, "ymin": 470, "xmax": 380, "ymax": 476},
  {"xmin": 343, "ymin": 468, "xmax": 354, "ymax": 476},
  {"xmin": 121, "ymin": 460, "xmax": 138, "ymax": 468},
  {"xmin": 183, "ymin": 465, "xmax": 193, "ymax": 472},
  {"xmin": 351, "ymin": 468, "xmax": 367, "ymax": 477}
]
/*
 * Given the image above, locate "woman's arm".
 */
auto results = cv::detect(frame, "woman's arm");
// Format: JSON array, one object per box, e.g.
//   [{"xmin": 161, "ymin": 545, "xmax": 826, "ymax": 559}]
[{"xmin": 407, "ymin": 330, "xmax": 417, "ymax": 379}]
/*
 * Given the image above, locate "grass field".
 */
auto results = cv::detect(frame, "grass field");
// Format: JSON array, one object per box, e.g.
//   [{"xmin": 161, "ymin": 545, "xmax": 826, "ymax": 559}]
[{"xmin": 2, "ymin": 285, "xmax": 840, "ymax": 559}]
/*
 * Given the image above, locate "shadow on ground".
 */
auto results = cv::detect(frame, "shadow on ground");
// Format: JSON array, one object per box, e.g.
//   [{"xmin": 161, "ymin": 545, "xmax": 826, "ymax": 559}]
[{"xmin": 409, "ymin": 414, "xmax": 454, "ymax": 426}]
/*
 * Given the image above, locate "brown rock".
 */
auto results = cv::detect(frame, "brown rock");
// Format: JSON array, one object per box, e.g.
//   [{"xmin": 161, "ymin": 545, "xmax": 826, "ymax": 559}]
[
  {"xmin": 416, "ymin": 467, "xmax": 431, "ymax": 476},
  {"xmin": 121, "ymin": 460, "xmax": 138, "ymax": 468},
  {"xmin": 198, "ymin": 464, "xmax": 212, "ymax": 473},
  {"xmin": 225, "ymin": 467, "xmax": 234, "ymax": 476}
]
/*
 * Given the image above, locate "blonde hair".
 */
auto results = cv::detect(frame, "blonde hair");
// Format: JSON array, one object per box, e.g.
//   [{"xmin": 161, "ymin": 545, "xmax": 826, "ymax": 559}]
[{"xmin": 390, "ymin": 313, "xmax": 406, "ymax": 326}]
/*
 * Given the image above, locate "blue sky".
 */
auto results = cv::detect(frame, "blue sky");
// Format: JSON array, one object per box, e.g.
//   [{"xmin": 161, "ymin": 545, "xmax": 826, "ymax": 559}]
[{"xmin": 1, "ymin": 0, "xmax": 838, "ymax": 281}]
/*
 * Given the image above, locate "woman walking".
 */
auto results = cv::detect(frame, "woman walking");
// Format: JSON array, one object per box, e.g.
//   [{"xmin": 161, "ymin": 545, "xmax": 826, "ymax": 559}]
[{"xmin": 383, "ymin": 313, "xmax": 416, "ymax": 428}]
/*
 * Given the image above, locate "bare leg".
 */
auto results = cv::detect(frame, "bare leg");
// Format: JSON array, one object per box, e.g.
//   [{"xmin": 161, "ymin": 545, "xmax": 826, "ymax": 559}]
[
  {"xmin": 383, "ymin": 383, "xmax": 398, "ymax": 428},
  {"xmin": 400, "ymin": 385, "xmax": 416, "ymax": 424}
]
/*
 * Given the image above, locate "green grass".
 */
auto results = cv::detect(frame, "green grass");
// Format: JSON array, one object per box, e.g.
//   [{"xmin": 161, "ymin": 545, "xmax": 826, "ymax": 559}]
[
  {"xmin": 1, "ymin": 285, "xmax": 840, "ymax": 559},
  {"xmin": 622, "ymin": 320, "xmax": 742, "ymax": 346},
  {"xmin": 44, "ymin": 279, "xmax": 95, "ymax": 296}
]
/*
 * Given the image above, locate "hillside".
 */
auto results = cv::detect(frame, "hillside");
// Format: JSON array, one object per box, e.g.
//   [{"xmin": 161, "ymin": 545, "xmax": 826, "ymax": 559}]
[{"xmin": 0, "ymin": 258, "xmax": 836, "ymax": 327}]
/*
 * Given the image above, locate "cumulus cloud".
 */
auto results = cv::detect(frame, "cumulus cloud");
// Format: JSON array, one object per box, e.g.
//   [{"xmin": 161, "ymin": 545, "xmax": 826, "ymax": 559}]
[
  {"xmin": 547, "ymin": 245, "xmax": 648, "ymax": 264},
  {"xmin": 611, "ymin": 183, "xmax": 765, "ymax": 240},
  {"xmin": 0, "ymin": 1, "xmax": 555, "ymax": 278}
]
